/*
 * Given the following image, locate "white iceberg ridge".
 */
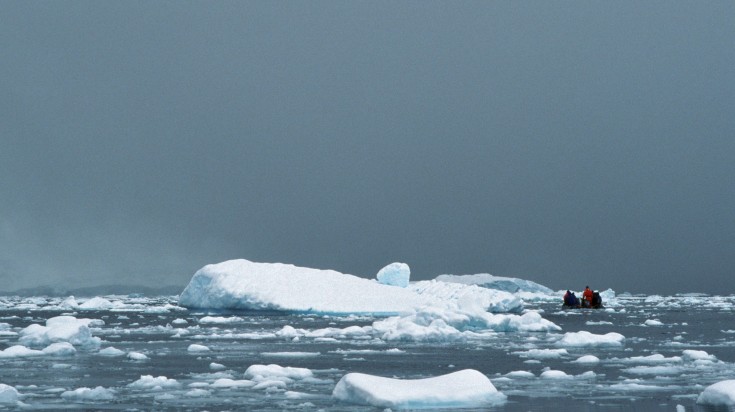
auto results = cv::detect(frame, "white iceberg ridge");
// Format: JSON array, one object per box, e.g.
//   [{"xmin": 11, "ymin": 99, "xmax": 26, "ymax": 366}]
[
  {"xmin": 698, "ymin": 380, "xmax": 735, "ymax": 406},
  {"xmin": 435, "ymin": 273, "xmax": 554, "ymax": 295},
  {"xmin": 178, "ymin": 259, "xmax": 563, "ymax": 340},
  {"xmin": 178, "ymin": 259, "xmax": 522, "ymax": 314},
  {"xmin": 332, "ymin": 369, "xmax": 506, "ymax": 409}
]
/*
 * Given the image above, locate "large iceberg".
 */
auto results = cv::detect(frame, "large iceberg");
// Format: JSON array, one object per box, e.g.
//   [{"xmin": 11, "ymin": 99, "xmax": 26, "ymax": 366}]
[
  {"xmin": 178, "ymin": 259, "xmax": 522, "ymax": 315},
  {"xmin": 435, "ymin": 273, "xmax": 554, "ymax": 295},
  {"xmin": 332, "ymin": 369, "xmax": 506, "ymax": 409}
]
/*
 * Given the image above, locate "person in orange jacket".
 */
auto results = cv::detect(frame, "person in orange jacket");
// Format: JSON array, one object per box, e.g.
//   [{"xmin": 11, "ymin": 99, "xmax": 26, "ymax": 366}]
[{"xmin": 582, "ymin": 286, "xmax": 594, "ymax": 308}]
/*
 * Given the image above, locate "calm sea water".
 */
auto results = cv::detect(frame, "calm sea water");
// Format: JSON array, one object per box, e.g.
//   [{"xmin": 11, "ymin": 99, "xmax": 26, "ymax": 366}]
[{"xmin": 1, "ymin": 295, "xmax": 734, "ymax": 411}]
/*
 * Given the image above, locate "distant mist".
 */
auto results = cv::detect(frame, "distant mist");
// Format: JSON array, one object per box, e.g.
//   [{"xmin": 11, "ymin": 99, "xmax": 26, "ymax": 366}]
[{"xmin": 1, "ymin": 2, "xmax": 733, "ymax": 295}]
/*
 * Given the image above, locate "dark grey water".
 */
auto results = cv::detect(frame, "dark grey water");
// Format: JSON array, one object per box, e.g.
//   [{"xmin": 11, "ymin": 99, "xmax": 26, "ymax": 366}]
[{"xmin": 0, "ymin": 295, "xmax": 734, "ymax": 411}]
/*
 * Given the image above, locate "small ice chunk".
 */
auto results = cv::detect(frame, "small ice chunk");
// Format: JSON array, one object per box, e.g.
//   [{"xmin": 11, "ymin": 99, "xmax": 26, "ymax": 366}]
[
  {"xmin": 514, "ymin": 348, "xmax": 568, "ymax": 359},
  {"xmin": 19, "ymin": 316, "xmax": 101, "ymax": 348},
  {"xmin": 98, "ymin": 347, "xmax": 126, "ymax": 356},
  {"xmin": 60, "ymin": 386, "xmax": 115, "ymax": 401},
  {"xmin": 572, "ymin": 355, "xmax": 600, "ymax": 364},
  {"xmin": 210, "ymin": 362, "xmax": 226, "ymax": 370},
  {"xmin": 504, "ymin": 371, "xmax": 535, "ymax": 378},
  {"xmin": 332, "ymin": 369, "xmax": 506, "ymax": 409},
  {"xmin": 171, "ymin": 318, "xmax": 188, "ymax": 325},
  {"xmin": 187, "ymin": 344, "xmax": 210, "ymax": 353},
  {"xmin": 127, "ymin": 352, "xmax": 148, "ymax": 361},
  {"xmin": 211, "ymin": 378, "xmax": 255, "ymax": 388},
  {"xmin": 376, "ymin": 262, "xmax": 410, "ymax": 288},
  {"xmin": 128, "ymin": 375, "xmax": 181, "ymax": 391},
  {"xmin": 42, "ymin": 342, "xmax": 76, "ymax": 356},
  {"xmin": 540, "ymin": 370, "xmax": 572, "ymax": 379},
  {"xmin": 276, "ymin": 325, "xmax": 306, "ymax": 338},
  {"xmin": 78, "ymin": 297, "xmax": 115, "ymax": 310},
  {"xmin": 0, "ymin": 345, "xmax": 43, "ymax": 358},
  {"xmin": 697, "ymin": 380, "xmax": 735, "ymax": 406},
  {"xmin": 683, "ymin": 350, "xmax": 716, "ymax": 362},
  {"xmin": 244, "ymin": 364, "xmax": 313, "ymax": 382},
  {"xmin": 199, "ymin": 316, "xmax": 243, "ymax": 324},
  {"xmin": 0, "ymin": 384, "xmax": 19, "ymax": 404},
  {"xmin": 557, "ymin": 331, "xmax": 625, "ymax": 347},
  {"xmin": 185, "ymin": 389, "xmax": 211, "ymax": 397},
  {"xmin": 643, "ymin": 319, "xmax": 664, "ymax": 326}
]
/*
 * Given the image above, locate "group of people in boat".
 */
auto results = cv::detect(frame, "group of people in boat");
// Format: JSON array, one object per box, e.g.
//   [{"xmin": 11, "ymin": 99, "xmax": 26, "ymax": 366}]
[{"xmin": 563, "ymin": 286, "xmax": 603, "ymax": 309}]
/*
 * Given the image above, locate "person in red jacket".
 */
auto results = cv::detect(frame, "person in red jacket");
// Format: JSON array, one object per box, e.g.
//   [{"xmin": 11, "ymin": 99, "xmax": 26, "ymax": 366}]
[{"xmin": 582, "ymin": 286, "xmax": 594, "ymax": 308}]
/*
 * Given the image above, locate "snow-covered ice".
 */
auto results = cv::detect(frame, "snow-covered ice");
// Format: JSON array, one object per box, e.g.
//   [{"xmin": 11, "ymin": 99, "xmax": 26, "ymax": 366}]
[
  {"xmin": 98, "ymin": 347, "xmax": 126, "ymax": 356},
  {"xmin": 19, "ymin": 316, "xmax": 102, "ymax": 348},
  {"xmin": 179, "ymin": 259, "xmax": 428, "ymax": 313},
  {"xmin": 128, "ymin": 375, "xmax": 181, "ymax": 391},
  {"xmin": 697, "ymin": 380, "xmax": 735, "ymax": 406},
  {"xmin": 178, "ymin": 259, "xmax": 523, "ymax": 315},
  {"xmin": 60, "ymin": 386, "xmax": 115, "ymax": 401},
  {"xmin": 332, "ymin": 369, "xmax": 506, "ymax": 409},
  {"xmin": 187, "ymin": 344, "xmax": 210, "ymax": 353},
  {"xmin": 0, "ymin": 384, "xmax": 19, "ymax": 404},
  {"xmin": 557, "ymin": 331, "xmax": 625, "ymax": 347}
]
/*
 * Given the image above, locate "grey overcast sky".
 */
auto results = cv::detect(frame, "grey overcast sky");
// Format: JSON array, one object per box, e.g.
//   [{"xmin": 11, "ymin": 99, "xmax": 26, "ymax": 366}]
[{"xmin": 1, "ymin": 2, "xmax": 733, "ymax": 294}]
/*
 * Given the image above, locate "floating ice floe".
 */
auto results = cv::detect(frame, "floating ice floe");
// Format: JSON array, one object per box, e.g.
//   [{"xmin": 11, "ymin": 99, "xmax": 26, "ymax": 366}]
[
  {"xmin": 185, "ymin": 388, "xmax": 211, "ymax": 397},
  {"xmin": 60, "ymin": 386, "xmax": 115, "ymax": 402},
  {"xmin": 262, "ymin": 351, "xmax": 321, "ymax": 358},
  {"xmin": 572, "ymin": 355, "xmax": 600, "ymax": 364},
  {"xmin": 556, "ymin": 331, "xmax": 625, "ymax": 347},
  {"xmin": 178, "ymin": 259, "xmax": 522, "ymax": 315},
  {"xmin": 513, "ymin": 348, "xmax": 568, "ymax": 359},
  {"xmin": 128, "ymin": 375, "xmax": 181, "ymax": 391},
  {"xmin": 98, "ymin": 347, "xmax": 126, "ymax": 356},
  {"xmin": 275, "ymin": 308, "xmax": 558, "ymax": 343},
  {"xmin": 376, "ymin": 262, "xmax": 410, "ymax": 288},
  {"xmin": 504, "ymin": 370, "xmax": 535, "ymax": 378},
  {"xmin": 187, "ymin": 344, "xmax": 210, "ymax": 353},
  {"xmin": 78, "ymin": 297, "xmax": 117, "ymax": 310},
  {"xmin": 244, "ymin": 364, "xmax": 313, "ymax": 382},
  {"xmin": 540, "ymin": 370, "xmax": 572, "ymax": 379},
  {"xmin": 0, "ymin": 345, "xmax": 67, "ymax": 360},
  {"xmin": 332, "ymin": 369, "xmax": 506, "ymax": 409},
  {"xmin": 697, "ymin": 380, "xmax": 735, "ymax": 406},
  {"xmin": 642, "ymin": 319, "xmax": 664, "ymax": 326},
  {"xmin": 198, "ymin": 316, "xmax": 243, "ymax": 324},
  {"xmin": 127, "ymin": 352, "xmax": 148, "ymax": 361},
  {"xmin": 682, "ymin": 349, "xmax": 717, "ymax": 362},
  {"xmin": 211, "ymin": 378, "xmax": 255, "ymax": 388},
  {"xmin": 19, "ymin": 316, "xmax": 102, "ymax": 348},
  {"xmin": 0, "ymin": 384, "xmax": 19, "ymax": 404},
  {"xmin": 210, "ymin": 362, "xmax": 226, "ymax": 370},
  {"xmin": 244, "ymin": 364, "xmax": 317, "ymax": 391}
]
